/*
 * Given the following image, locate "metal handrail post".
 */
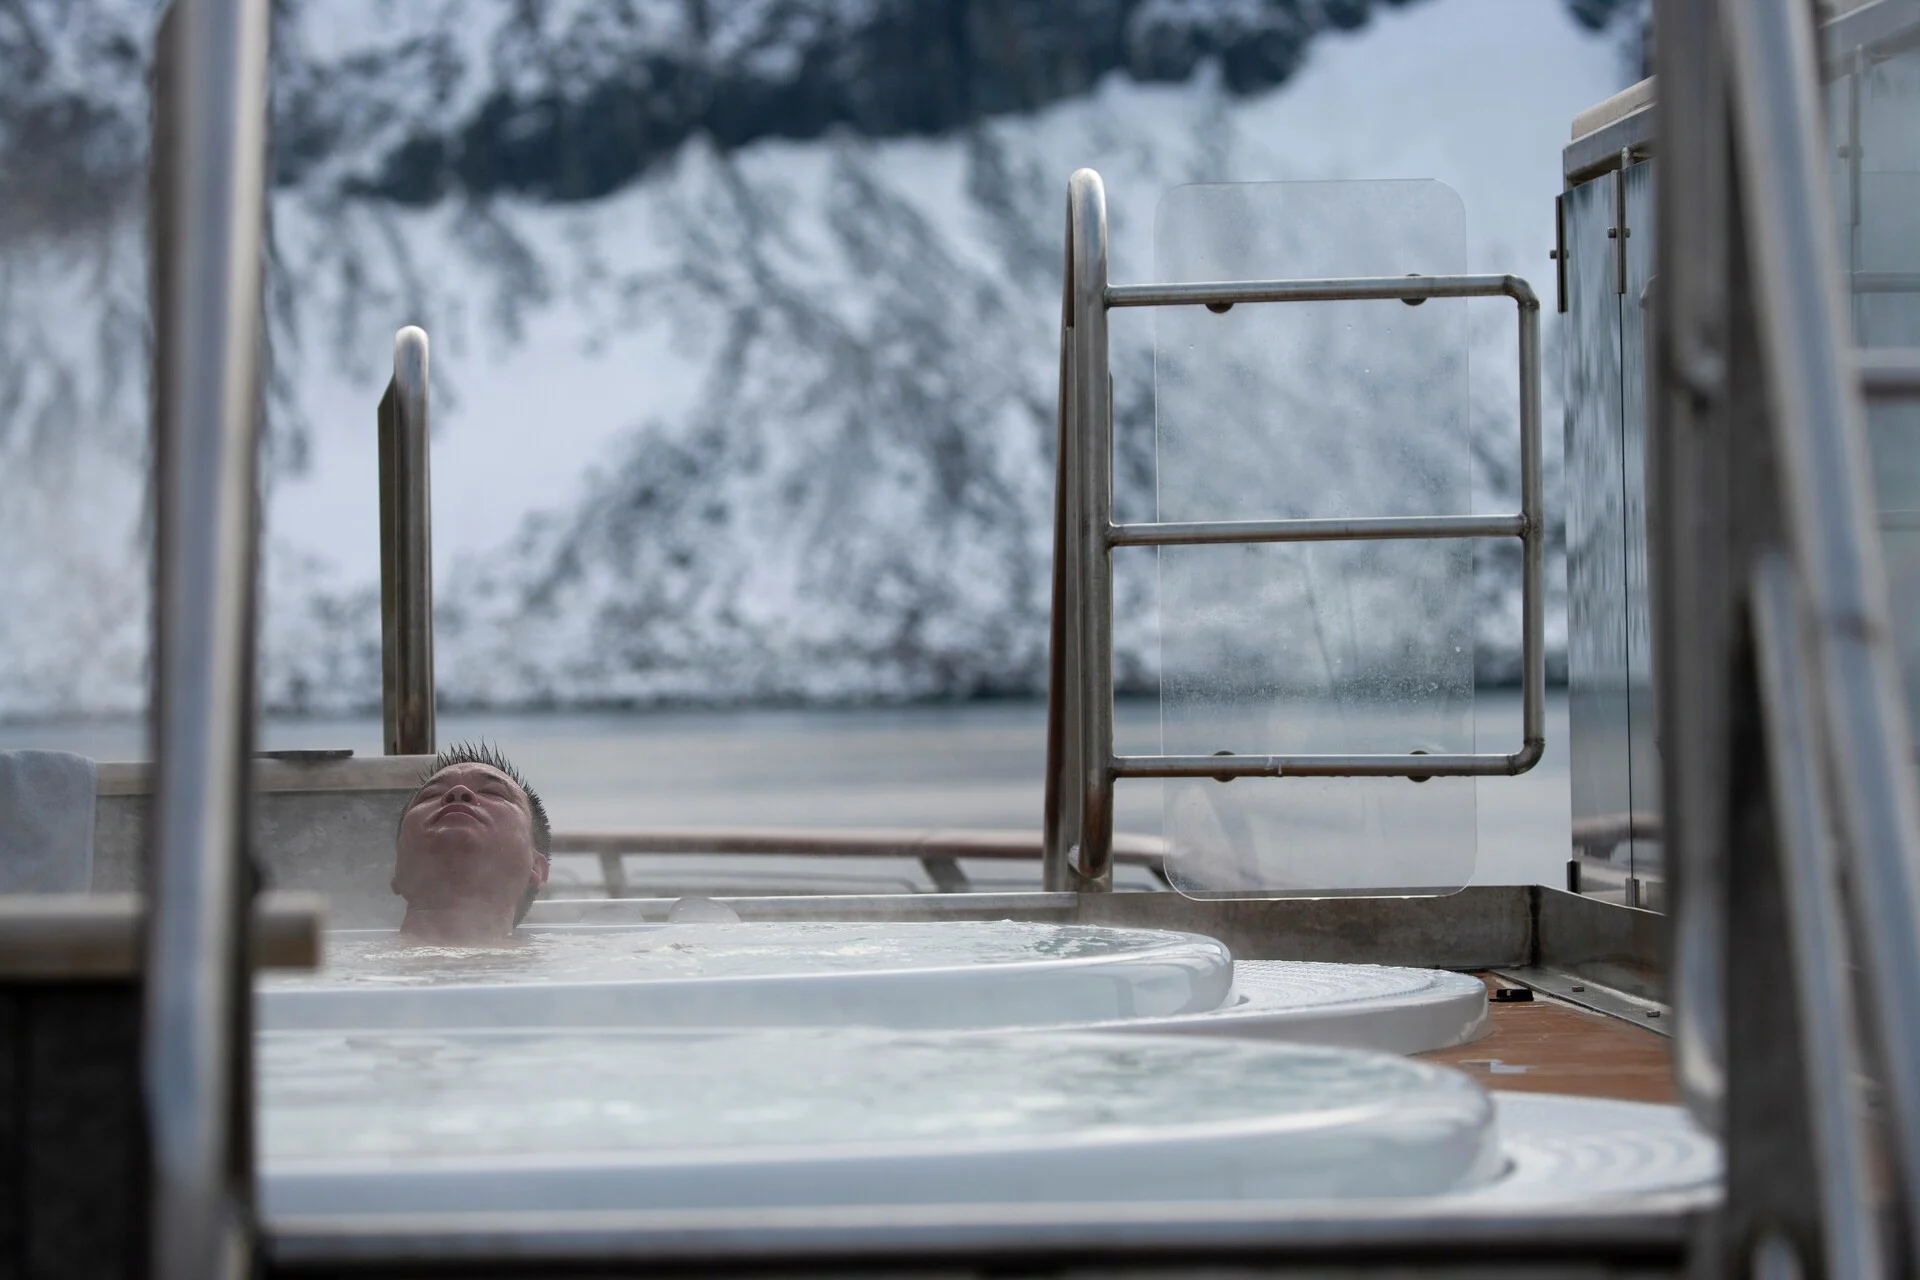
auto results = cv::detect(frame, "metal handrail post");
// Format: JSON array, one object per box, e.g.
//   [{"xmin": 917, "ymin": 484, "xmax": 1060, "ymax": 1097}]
[
  {"xmin": 1068, "ymin": 169, "xmax": 1115, "ymax": 889},
  {"xmin": 1517, "ymin": 280, "xmax": 1546, "ymax": 770},
  {"xmin": 378, "ymin": 326, "xmax": 435, "ymax": 756},
  {"xmin": 144, "ymin": 1, "xmax": 272, "ymax": 1277},
  {"xmin": 1726, "ymin": 0, "xmax": 1920, "ymax": 1240},
  {"xmin": 1648, "ymin": 0, "xmax": 1730, "ymax": 1132},
  {"xmin": 1042, "ymin": 199, "xmax": 1080, "ymax": 892}
]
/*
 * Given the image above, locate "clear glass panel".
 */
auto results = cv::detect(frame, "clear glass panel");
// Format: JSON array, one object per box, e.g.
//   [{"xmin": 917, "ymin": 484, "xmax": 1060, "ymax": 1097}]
[
  {"xmin": 1151, "ymin": 181, "xmax": 1476, "ymax": 896},
  {"xmin": 1561, "ymin": 171, "xmax": 1632, "ymax": 902}
]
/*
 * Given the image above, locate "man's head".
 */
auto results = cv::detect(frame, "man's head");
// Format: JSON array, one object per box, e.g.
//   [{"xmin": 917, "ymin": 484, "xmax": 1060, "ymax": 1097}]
[{"xmin": 392, "ymin": 742, "xmax": 551, "ymax": 934}]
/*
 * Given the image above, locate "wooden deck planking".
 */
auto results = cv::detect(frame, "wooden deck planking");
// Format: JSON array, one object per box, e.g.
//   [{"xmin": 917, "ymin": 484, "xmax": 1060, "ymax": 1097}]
[{"xmin": 1418, "ymin": 976, "xmax": 1676, "ymax": 1103}]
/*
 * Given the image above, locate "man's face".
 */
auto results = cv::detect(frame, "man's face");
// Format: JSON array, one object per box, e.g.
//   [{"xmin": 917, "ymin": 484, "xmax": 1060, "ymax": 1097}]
[{"xmin": 392, "ymin": 762, "xmax": 548, "ymax": 913}]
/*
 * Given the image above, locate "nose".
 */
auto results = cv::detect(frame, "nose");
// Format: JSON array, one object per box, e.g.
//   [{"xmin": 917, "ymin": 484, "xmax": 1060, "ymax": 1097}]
[{"xmin": 445, "ymin": 783, "xmax": 476, "ymax": 803}]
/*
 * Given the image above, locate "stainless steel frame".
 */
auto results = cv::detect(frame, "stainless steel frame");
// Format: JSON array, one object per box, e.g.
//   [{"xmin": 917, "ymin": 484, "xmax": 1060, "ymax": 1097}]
[
  {"xmin": 0, "ymin": 892, "xmax": 319, "ymax": 977},
  {"xmin": 1647, "ymin": 0, "xmax": 1730, "ymax": 1143},
  {"xmin": 1563, "ymin": 79, "xmax": 1656, "ymax": 190},
  {"xmin": 144, "ymin": 1, "xmax": 272, "ymax": 1277},
  {"xmin": 267, "ymin": 1195, "xmax": 1703, "ymax": 1276},
  {"xmin": 1724, "ymin": 0, "xmax": 1920, "ymax": 1253},
  {"xmin": 1043, "ymin": 170, "xmax": 1545, "ymax": 890},
  {"xmin": 1749, "ymin": 554, "xmax": 1884, "ymax": 1280},
  {"xmin": 377, "ymin": 326, "xmax": 435, "ymax": 757},
  {"xmin": 1859, "ymin": 346, "xmax": 1920, "ymax": 398},
  {"xmin": 1644, "ymin": 0, "xmax": 1920, "ymax": 1270},
  {"xmin": 1822, "ymin": 0, "xmax": 1920, "ymax": 75}
]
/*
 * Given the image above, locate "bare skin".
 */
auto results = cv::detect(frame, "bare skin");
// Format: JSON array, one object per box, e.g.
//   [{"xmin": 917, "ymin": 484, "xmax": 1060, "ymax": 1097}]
[{"xmin": 392, "ymin": 762, "xmax": 549, "ymax": 945}]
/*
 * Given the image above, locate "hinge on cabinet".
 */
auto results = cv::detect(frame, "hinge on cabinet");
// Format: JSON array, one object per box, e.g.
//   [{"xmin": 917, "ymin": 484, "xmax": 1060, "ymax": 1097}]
[
  {"xmin": 1550, "ymin": 192, "xmax": 1568, "ymax": 314},
  {"xmin": 1610, "ymin": 150, "xmax": 1631, "ymax": 295}
]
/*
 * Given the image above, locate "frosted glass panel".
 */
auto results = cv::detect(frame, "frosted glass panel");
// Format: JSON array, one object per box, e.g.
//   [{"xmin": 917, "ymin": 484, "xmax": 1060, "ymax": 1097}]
[{"xmin": 1153, "ymin": 181, "xmax": 1475, "ymax": 896}]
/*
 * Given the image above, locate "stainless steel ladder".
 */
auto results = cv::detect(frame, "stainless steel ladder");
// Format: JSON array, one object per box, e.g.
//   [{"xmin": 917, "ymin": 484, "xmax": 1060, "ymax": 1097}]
[{"xmin": 1041, "ymin": 169, "xmax": 1547, "ymax": 891}]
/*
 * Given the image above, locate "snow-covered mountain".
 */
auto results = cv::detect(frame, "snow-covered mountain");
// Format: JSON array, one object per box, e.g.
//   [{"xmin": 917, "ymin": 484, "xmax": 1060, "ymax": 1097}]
[{"xmin": 0, "ymin": 0, "xmax": 1640, "ymax": 718}]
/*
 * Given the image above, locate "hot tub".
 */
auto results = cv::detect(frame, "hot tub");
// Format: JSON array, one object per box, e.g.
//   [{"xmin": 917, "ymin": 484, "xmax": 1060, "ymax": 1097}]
[
  {"xmin": 256, "ymin": 921, "xmax": 1489, "ymax": 1052},
  {"xmin": 257, "ymin": 921, "xmax": 1235, "ymax": 1032},
  {"xmin": 258, "ymin": 1028, "xmax": 1505, "ymax": 1216},
  {"xmin": 256, "ymin": 1026, "xmax": 1718, "ymax": 1220},
  {"xmin": 253, "ymin": 926, "xmax": 1709, "ymax": 1222}
]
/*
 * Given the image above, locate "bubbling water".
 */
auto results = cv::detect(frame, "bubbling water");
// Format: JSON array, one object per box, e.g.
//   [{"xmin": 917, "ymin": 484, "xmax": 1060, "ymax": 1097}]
[
  {"xmin": 266, "ymin": 920, "xmax": 1227, "ymax": 989},
  {"xmin": 260, "ymin": 1027, "xmax": 1498, "ymax": 1175}
]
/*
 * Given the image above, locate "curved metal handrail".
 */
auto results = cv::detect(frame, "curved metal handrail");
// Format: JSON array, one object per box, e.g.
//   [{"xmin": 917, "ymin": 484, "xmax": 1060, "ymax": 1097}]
[
  {"xmin": 551, "ymin": 828, "xmax": 1172, "ymax": 898},
  {"xmin": 1043, "ymin": 170, "xmax": 1545, "ymax": 890}
]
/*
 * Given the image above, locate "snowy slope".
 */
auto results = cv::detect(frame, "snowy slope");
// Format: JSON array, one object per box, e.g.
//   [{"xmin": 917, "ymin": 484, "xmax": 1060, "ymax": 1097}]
[{"xmin": 0, "ymin": 0, "xmax": 1637, "ymax": 717}]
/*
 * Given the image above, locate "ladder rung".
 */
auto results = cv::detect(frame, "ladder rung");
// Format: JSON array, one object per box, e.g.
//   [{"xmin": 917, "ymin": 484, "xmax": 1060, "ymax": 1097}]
[
  {"xmin": 1113, "ymin": 749, "xmax": 1543, "ymax": 780},
  {"xmin": 1105, "ymin": 273, "xmax": 1537, "ymax": 309},
  {"xmin": 1858, "ymin": 348, "xmax": 1920, "ymax": 399},
  {"xmin": 1109, "ymin": 513, "xmax": 1525, "ymax": 548}
]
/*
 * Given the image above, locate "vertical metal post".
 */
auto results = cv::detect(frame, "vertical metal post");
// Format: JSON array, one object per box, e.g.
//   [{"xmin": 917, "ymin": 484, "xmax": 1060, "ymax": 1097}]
[
  {"xmin": 1043, "ymin": 200, "xmax": 1080, "ymax": 893},
  {"xmin": 1067, "ymin": 169, "xmax": 1114, "ymax": 890},
  {"xmin": 378, "ymin": 326, "xmax": 435, "ymax": 756},
  {"xmin": 1847, "ymin": 47, "xmax": 1863, "ymax": 288},
  {"xmin": 144, "ymin": 1, "xmax": 271, "ymax": 1277},
  {"xmin": 1518, "ymin": 284, "xmax": 1546, "ymax": 767},
  {"xmin": 1751, "ymin": 554, "xmax": 1887, "ymax": 1280},
  {"xmin": 1724, "ymin": 0, "xmax": 1920, "ymax": 1242},
  {"xmin": 1612, "ymin": 164, "xmax": 1630, "ymax": 297},
  {"xmin": 1649, "ymin": 0, "xmax": 1731, "ymax": 1130}
]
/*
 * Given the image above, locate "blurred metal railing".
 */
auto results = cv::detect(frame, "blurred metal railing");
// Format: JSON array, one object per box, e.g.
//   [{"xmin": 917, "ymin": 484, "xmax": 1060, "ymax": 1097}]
[
  {"xmin": 551, "ymin": 827, "xmax": 1173, "ymax": 897},
  {"xmin": 1858, "ymin": 346, "xmax": 1920, "ymax": 399},
  {"xmin": 1748, "ymin": 554, "xmax": 1885, "ymax": 1279},
  {"xmin": 1650, "ymin": 0, "xmax": 1920, "ymax": 1270},
  {"xmin": 1042, "ymin": 169, "xmax": 1545, "ymax": 891},
  {"xmin": 144, "ymin": 1, "xmax": 272, "ymax": 1277},
  {"xmin": 378, "ymin": 326, "xmax": 435, "ymax": 756},
  {"xmin": 1727, "ymin": 0, "xmax": 1920, "ymax": 1266}
]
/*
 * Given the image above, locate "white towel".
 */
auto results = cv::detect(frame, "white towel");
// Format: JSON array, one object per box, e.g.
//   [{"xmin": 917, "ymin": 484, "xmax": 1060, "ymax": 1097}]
[{"xmin": 0, "ymin": 750, "xmax": 97, "ymax": 892}]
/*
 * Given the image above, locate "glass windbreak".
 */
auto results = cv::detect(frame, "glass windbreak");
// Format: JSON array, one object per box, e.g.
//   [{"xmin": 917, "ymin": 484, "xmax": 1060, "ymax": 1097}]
[
  {"xmin": 1152, "ymin": 181, "xmax": 1477, "ymax": 896},
  {"xmin": 1827, "ymin": 4, "xmax": 1920, "ymax": 749}
]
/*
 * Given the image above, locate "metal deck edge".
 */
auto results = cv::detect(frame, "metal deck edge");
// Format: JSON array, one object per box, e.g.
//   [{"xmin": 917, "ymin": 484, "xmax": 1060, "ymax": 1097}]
[
  {"xmin": 265, "ymin": 1192, "xmax": 1711, "ymax": 1271},
  {"xmin": 1489, "ymin": 965, "xmax": 1672, "ymax": 1036}
]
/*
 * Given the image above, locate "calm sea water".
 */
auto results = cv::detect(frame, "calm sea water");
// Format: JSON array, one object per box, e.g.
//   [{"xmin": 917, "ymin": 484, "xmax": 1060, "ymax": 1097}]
[{"xmin": 0, "ymin": 691, "xmax": 1567, "ymax": 888}]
